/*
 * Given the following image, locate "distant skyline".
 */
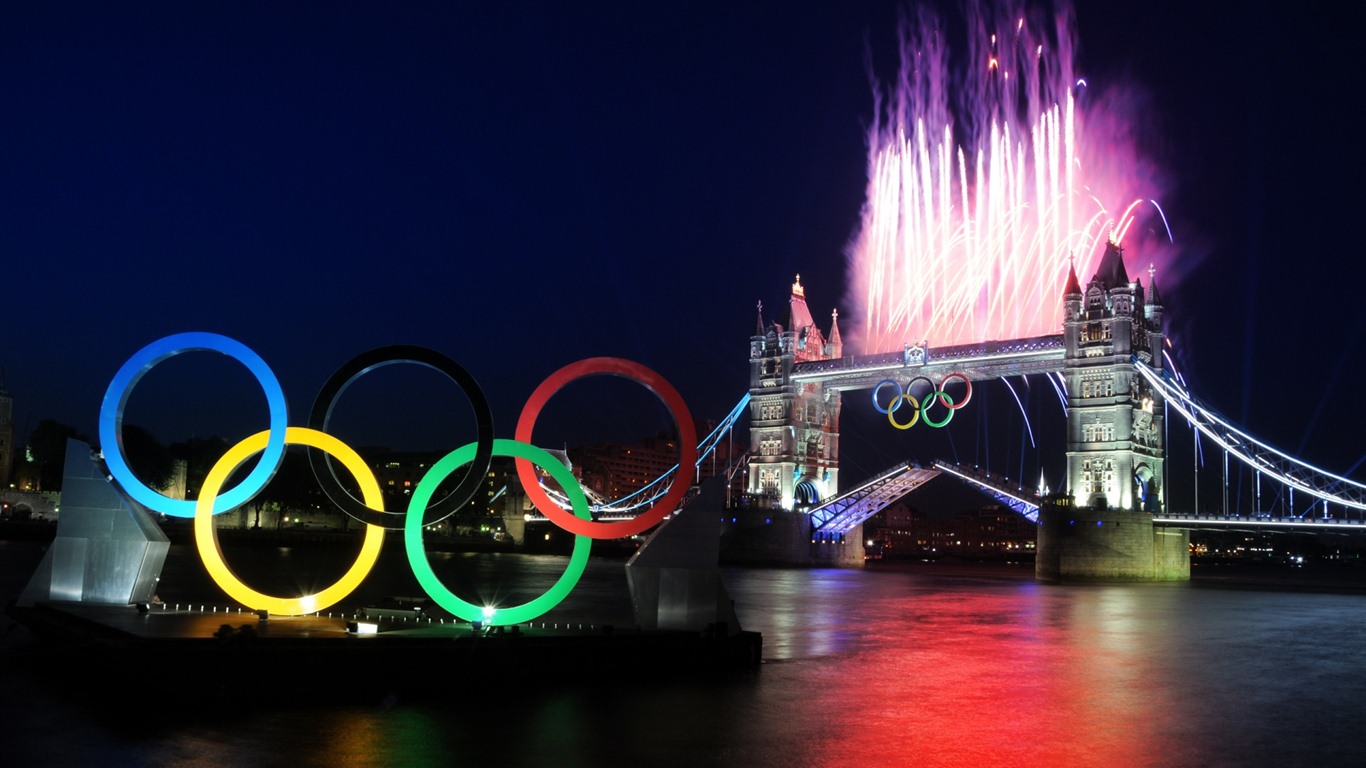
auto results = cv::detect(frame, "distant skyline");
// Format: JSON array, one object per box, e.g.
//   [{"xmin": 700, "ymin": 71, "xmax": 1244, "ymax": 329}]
[{"xmin": 4, "ymin": 1, "xmax": 1364, "ymax": 494}]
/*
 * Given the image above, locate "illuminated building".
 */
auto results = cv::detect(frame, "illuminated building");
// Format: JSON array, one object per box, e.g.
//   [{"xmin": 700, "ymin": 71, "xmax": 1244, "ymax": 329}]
[
  {"xmin": 1062, "ymin": 242, "xmax": 1167, "ymax": 512},
  {"xmin": 569, "ymin": 422, "xmax": 743, "ymax": 503},
  {"xmin": 746, "ymin": 275, "xmax": 843, "ymax": 510}
]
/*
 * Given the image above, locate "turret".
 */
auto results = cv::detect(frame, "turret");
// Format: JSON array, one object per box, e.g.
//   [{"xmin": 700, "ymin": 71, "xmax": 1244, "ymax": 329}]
[
  {"xmin": 1144, "ymin": 264, "xmax": 1165, "ymax": 367},
  {"xmin": 828, "ymin": 309, "xmax": 843, "ymax": 358}
]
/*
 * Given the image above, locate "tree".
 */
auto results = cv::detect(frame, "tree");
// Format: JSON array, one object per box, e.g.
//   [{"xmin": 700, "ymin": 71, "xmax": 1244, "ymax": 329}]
[
  {"xmin": 119, "ymin": 424, "xmax": 174, "ymax": 491},
  {"xmin": 23, "ymin": 419, "xmax": 88, "ymax": 492},
  {"xmin": 239, "ymin": 448, "xmax": 325, "ymax": 529},
  {"xmin": 168, "ymin": 435, "xmax": 232, "ymax": 501}
]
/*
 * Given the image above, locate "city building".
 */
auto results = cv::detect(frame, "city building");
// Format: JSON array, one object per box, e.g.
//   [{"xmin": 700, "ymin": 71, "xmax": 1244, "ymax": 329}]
[{"xmin": 867, "ymin": 502, "xmax": 1037, "ymax": 559}]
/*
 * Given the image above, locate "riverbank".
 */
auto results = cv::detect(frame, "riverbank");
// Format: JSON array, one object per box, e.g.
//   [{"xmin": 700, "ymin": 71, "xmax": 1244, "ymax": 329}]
[{"xmin": 9, "ymin": 519, "xmax": 1366, "ymax": 594}]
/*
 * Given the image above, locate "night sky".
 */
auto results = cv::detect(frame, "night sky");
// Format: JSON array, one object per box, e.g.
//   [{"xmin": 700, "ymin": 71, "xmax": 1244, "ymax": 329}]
[{"xmin": 4, "ymin": 1, "xmax": 1365, "ymax": 500}]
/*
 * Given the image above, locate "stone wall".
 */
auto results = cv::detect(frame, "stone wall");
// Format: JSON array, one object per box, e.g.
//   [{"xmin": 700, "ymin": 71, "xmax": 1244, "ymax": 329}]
[
  {"xmin": 720, "ymin": 508, "xmax": 811, "ymax": 566},
  {"xmin": 1036, "ymin": 502, "xmax": 1188, "ymax": 582}
]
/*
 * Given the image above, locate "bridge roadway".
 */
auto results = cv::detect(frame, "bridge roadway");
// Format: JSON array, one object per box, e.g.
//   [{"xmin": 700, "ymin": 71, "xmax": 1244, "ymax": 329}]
[
  {"xmin": 931, "ymin": 462, "xmax": 1366, "ymax": 532},
  {"xmin": 794, "ymin": 457, "xmax": 1366, "ymax": 537},
  {"xmin": 790, "ymin": 333, "xmax": 1065, "ymax": 391}
]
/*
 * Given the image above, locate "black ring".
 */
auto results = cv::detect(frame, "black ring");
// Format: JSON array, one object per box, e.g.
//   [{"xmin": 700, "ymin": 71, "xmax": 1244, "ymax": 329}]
[
  {"xmin": 308, "ymin": 345, "xmax": 495, "ymax": 529},
  {"xmin": 904, "ymin": 375, "xmax": 936, "ymax": 404}
]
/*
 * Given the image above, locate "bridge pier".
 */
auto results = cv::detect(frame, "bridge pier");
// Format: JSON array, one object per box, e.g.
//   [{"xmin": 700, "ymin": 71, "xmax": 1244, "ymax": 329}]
[
  {"xmin": 1035, "ymin": 497, "xmax": 1188, "ymax": 582},
  {"xmin": 719, "ymin": 509, "xmax": 867, "ymax": 567},
  {"xmin": 810, "ymin": 525, "xmax": 866, "ymax": 567},
  {"xmin": 719, "ymin": 509, "xmax": 811, "ymax": 566},
  {"xmin": 500, "ymin": 509, "xmax": 526, "ymax": 549}
]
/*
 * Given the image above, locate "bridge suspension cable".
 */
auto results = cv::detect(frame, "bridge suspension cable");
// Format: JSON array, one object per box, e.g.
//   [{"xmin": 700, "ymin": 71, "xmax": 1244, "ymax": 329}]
[
  {"xmin": 1133, "ymin": 360, "xmax": 1366, "ymax": 513},
  {"xmin": 531, "ymin": 392, "xmax": 752, "ymax": 517}
]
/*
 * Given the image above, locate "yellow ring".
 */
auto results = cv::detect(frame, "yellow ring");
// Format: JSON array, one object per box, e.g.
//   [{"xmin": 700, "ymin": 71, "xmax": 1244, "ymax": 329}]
[
  {"xmin": 194, "ymin": 426, "xmax": 385, "ymax": 616},
  {"xmin": 887, "ymin": 392, "xmax": 920, "ymax": 430}
]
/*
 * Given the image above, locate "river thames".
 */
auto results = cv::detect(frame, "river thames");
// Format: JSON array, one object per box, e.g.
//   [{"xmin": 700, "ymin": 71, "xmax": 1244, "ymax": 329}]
[{"xmin": 3, "ymin": 540, "xmax": 1366, "ymax": 767}]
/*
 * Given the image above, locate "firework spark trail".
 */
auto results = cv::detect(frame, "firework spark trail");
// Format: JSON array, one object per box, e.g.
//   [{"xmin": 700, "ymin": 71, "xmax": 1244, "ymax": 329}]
[
  {"xmin": 846, "ymin": 1, "xmax": 1172, "ymax": 353},
  {"xmin": 1000, "ymin": 376, "xmax": 1036, "ymax": 449}
]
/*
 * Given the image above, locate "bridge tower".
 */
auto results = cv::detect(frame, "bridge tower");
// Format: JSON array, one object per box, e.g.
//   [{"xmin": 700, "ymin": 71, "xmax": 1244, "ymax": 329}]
[
  {"xmin": 746, "ymin": 275, "xmax": 842, "ymax": 511},
  {"xmin": 1040, "ymin": 242, "xmax": 1188, "ymax": 581},
  {"xmin": 1062, "ymin": 241, "xmax": 1167, "ymax": 512}
]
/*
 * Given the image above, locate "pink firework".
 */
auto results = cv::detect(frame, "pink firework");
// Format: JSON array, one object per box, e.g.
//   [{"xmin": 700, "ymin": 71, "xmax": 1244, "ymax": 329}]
[{"xmin": 845, "ymin": 1, "xmax": 1174, "ymax": 353}]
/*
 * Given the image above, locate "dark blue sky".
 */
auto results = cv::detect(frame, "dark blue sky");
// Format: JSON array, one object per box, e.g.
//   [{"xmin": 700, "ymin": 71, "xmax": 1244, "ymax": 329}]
[{"xmin": 4, "ymin": 1, "xmax": 1364, "ymax": 492}]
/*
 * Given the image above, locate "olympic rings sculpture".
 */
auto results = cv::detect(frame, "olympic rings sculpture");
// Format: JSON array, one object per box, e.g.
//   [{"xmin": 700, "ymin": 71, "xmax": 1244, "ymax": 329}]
[
  {"xmin": 871, "ymin": 373, "xmax": 973, "ymax": 429},
  {"xmin": 100, "ymin": 332, "xmax": 695, "ymax": 622}
]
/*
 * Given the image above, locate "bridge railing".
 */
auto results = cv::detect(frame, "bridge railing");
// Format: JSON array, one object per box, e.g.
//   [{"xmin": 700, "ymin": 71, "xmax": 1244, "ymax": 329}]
[
  {"xmin": 809, "ymin": 461, "xmax": 940, "ymax": 534},
  {"xmin": 930, "ymin": 461, "xmax": 1042, "ymax": 522},
  {"xmin": 1153, "ymin": 513, "xmax": 1366, "ymax": 530}
]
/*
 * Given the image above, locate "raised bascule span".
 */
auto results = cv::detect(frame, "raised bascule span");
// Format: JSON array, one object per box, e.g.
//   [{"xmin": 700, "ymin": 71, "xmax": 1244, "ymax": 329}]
[
  {"xmin": 930, "ymin": 461, "xmax": 1043, "ymax": 523},
  {"xmin": 808, "ymin": 462, "xmax": 941, "ymax": 537}
]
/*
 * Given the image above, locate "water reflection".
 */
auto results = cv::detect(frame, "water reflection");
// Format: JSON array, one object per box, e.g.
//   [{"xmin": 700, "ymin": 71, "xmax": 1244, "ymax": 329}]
[
  {"xmin": 728, "ymin": 566, "xmax": 1366, "ymax": 767},
  {"xmin": 5, "ymin": 544, "xmax": 1366, "ymax": 767}
]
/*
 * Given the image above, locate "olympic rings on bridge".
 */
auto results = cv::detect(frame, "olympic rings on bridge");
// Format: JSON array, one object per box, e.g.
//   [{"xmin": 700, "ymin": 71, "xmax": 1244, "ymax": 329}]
[
  {"xmin": 99, "ymin": 332, "xmax": 290, "ymax": 518},
  {"xmin": 307, "ymin": 345, "xmax": 495, "ymax": 529},
  {"xmin": 102, "ymin": 333, "xmax": 699, "ymax": 621},
  {"xmin": 515, "ymin": 357, "xmax": 698, "ymax": 539},
  {"xmin": 872, "ymin": 372, "xmax": 972, "ymax": 429}
]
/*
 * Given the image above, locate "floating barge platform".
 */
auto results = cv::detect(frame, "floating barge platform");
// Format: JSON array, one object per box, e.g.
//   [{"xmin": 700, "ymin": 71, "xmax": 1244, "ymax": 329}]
[
  {"xmin": 7, "ymin": 599, "xmax": 762, "ymax": 704},
  {"xmin": 8, "ymin": 443, "xmax": 761, "ymax": 707}
]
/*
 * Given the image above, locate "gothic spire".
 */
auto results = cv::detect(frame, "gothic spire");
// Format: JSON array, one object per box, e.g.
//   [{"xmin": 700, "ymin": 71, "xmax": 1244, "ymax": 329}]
[
  {"xmin": 1094, "ymin": 240, "xmax": 1129, "ymax": 288},
  {"xmin": 828, "ymin": 308, "xmax": 843, "ymax": 358},
  {"xmin": 1064, "ymin": 258, "xmax": 1082, "ymax": 297}
]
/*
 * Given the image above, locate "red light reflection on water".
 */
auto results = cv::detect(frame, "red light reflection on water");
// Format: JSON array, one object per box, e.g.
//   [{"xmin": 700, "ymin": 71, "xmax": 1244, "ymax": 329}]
[{"xmin": 760, "ymin": 580, "xmax": 1181, "ymax": 767}]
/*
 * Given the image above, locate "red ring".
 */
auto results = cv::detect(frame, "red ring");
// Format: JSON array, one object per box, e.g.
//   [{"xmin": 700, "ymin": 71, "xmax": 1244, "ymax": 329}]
[
  {"xmin": 939, "ymin": 372, "xmax": 973, "ymax": 410},
  {"xmin": 515, "ymin": 358, "xmax": 698, "ymax": 539}
]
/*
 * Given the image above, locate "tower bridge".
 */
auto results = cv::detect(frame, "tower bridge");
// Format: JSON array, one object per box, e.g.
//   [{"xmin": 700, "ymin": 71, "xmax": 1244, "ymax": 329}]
[
  {"xmin": 508, "ymin": 245, "xmax": 1366, "ymax": 581},
  {"xmin": 745, "ymin": 255, "xmax": 1161, "ymax": 517},
  {"xmin": 716, "ymin": 240, "xmax": 1366, "ymax": 579}
]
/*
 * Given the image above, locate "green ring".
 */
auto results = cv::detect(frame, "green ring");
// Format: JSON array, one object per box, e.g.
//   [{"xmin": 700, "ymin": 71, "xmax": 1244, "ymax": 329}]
[
  {"xmin": 405, "ymin": 438, "xmax": 591, "ymax": 625},
  {"xmin": 920, "ymin": 390, "xmax": 955, "ymax": 428}
]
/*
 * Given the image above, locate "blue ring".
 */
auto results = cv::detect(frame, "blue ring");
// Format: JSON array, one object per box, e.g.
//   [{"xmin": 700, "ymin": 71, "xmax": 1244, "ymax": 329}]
[
  {"xmin": 871, "ymin": 379, "xmax": 902, "ymax": 414},
  {"xmin": 98, "ymin": 332, "xmax": 289, "ymax": 517}
]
